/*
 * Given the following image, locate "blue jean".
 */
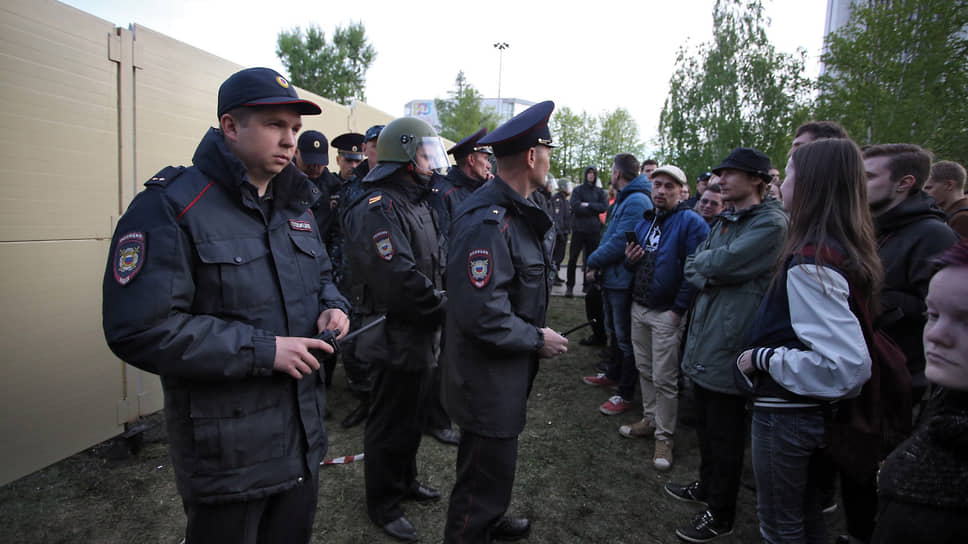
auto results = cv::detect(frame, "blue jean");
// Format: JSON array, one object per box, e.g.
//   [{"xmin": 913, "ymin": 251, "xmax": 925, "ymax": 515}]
[
  {"xmin": 601, "ymin": 288, "xmax": 636, "ymax": 400},
  {"xmin": 751, "ymin": 409, "xmax": 827, "ymax": 544}
]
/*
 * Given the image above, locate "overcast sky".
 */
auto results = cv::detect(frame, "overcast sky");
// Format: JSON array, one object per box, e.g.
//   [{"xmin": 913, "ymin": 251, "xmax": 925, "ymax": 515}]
[{"xmin": 62, "ymin": 0, "xmax": 828, "ymax": 151}]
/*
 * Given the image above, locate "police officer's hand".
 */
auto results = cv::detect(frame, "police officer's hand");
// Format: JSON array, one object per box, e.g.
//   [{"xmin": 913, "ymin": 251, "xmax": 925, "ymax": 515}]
[
  {"xmin": 274, "ymin": 337, "xmax": 332, "ymax": 379},
  {"xmin": 317, "ymin": 309, "xmax": 350, "ymax": 340},
  {"xmin": 584, "ymin": 268, "xmax": 598, "ymax": 283},
  {"xmin": 538, "ymin": 327, "xmax": 568, "ymax": 359},
  {"xmin": 625, "ymin": 242, "xmax": 644, "ymax": 264}
]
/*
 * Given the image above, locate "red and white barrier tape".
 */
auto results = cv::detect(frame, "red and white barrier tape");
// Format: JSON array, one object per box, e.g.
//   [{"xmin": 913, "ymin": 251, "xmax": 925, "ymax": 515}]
[{"xmin": 321, "ymin": 453, "xmax": 365, "ymax": 466}]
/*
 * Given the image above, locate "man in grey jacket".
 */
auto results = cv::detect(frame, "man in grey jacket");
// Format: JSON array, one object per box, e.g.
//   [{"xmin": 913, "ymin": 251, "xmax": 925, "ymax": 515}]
[{"xmin": 664, "ymin": 148, "xmax": 788, "ymax": 543}]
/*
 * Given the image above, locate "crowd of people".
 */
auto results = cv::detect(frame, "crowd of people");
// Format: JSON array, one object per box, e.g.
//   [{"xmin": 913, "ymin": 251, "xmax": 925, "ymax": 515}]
[{"xmin": 101, "ymin": 66, "xmax": 966, "ymax": 544}]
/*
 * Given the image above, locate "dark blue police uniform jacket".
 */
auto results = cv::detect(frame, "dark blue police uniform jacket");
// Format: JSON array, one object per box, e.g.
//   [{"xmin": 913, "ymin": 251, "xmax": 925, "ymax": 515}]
[{"xmin": 102, "ymin": 127, "xmax": 348, "ymax": 504}]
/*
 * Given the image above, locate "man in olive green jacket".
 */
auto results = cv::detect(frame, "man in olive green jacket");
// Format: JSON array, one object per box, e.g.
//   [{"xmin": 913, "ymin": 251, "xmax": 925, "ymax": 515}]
[{"xmin": 664, "ymin": 148, "xmax": 788, "ymax": 543}]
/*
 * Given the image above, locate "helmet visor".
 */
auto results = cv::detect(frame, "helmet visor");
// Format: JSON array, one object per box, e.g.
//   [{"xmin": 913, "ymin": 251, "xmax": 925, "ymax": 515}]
[{"xmin": 413, "ymin": 136, "xmax": 450, "ymax": 175}]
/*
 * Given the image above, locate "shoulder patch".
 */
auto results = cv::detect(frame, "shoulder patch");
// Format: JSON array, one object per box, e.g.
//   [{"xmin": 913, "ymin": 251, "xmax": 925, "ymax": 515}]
[
  {"xmin": 113, "ymin": 231, "xmax": 146, "ymax": 286},
  {"xmin": 145, "ymin": 166, "xmax": 186, "ymax": 187},
  {"xmin": 468, "ymin": 248, "xmax": 492, "ymax": 288},
  {"xmin": 372, "ymin": 229, "xmax": 394, "ymax": 260}
]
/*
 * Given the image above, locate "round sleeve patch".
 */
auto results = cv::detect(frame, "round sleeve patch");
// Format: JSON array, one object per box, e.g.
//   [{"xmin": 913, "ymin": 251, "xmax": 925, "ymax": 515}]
[
  {"xmin": 372, "ymin": 229, "xmax": 394, "ymax": 261},
  {"xmin": 468, "ymin": 248, "xmax": 492, "ymax": 288},
  {"xmin": 113, "ymin": 231, "xmax": 146, "ymax": 286}
]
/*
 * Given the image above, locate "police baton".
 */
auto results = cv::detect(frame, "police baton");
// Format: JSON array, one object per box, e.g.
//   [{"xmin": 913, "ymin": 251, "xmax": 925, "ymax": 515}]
[
  {"xmin": 314, "ymin": 315, "xmax": 387, "ymax": 354},
  {"xmin": 560, "ymin": 319, "xmax": 596, "ymax": 337}
]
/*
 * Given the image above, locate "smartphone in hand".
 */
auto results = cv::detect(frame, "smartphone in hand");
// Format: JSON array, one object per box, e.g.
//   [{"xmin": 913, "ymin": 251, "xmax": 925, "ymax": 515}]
[{"xmin": 625, "ymin": 231, "xmax": 638, "ymax": 244}]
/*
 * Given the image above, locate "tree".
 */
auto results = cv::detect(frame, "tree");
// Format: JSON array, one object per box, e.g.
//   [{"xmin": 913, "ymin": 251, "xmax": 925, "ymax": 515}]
[
  {"xmin": 594, "ymin": 108, "xmax": 644, "ymax": 179},
  {"xmin": 550, "ymin": 106, "xmax": 597, "ymax": 182},
  {"xmin": 550, "ymin": 107, "xmax": 642, "ymax": 187},
  {"xmin": 816, "ymin": 0, "xmax": 968, "ymax": 165},
  {"xmin": 276, "ymin": 22, "xmax": 376, "ymax": 105},
  {"xmin": 656, "ymin": 0, "xmax": 813, "ymax": 180},
  {"xmin": 434, "ymin": 71, "xmax": 500, "ymax": 142}
]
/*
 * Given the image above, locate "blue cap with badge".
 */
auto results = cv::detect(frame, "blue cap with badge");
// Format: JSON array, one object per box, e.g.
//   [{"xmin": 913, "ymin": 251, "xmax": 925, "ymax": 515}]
[
  {"xmin": 297, "ymin": 130, "xmax": 329, "ymax": 166},
  {"xmin": 331, "ymin": 133, "xmax": 365, "ymax": 161},
  {"xmin": 478, "ymin": 101, "xmax": 556, "ymax": 157},
  {"xmin": 364, "ymin": 125, "xmax": 385, "ymax": 143},
  {"xmin": 217, "ymin": 67, "xmax": 321, "ymax": 118},
  {"xmin": 447, "ymin": 128, "xmax": 492, "ymax": 160}
]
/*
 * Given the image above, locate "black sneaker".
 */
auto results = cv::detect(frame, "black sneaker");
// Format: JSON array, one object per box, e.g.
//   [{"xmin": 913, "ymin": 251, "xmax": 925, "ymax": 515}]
[
  {"xmin": 665, "ymin": 481, "xmax": 708, "ymax": 506},
  {"xmin": 675, "ymin": 510, "xmax": 733, "ymax": 543}
]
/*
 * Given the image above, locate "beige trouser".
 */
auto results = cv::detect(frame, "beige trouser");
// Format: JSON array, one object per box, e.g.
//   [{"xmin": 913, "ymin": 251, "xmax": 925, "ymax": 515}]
[{"xmin": 630, "ymin": 301, "xmax": 686, "ymax": 442}]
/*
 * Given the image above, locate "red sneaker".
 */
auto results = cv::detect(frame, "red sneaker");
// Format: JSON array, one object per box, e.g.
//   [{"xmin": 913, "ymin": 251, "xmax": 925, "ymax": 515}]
[
  {"xmin": 582, "ymin": 373, "xmax": 618, "ymax": 387},
  {"xmin": 600, "ymin": 395, "xmax": 633, "ymax": 415}
]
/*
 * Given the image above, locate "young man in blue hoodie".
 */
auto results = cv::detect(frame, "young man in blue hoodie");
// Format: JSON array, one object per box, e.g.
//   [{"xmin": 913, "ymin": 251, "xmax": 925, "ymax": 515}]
[{"xmin": 582, "ymin": 153, "xmax": 653, "ymax": 415}]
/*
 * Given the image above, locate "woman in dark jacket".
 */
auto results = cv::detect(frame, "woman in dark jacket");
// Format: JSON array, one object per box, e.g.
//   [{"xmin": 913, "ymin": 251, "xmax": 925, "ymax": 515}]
[
  {"xmin": 736, "ymin": 138, "xmax": 883, "ymax": 544},
  {"xmin": 871, "ymin": 240, "xmax": 968, "ymax": 543}
]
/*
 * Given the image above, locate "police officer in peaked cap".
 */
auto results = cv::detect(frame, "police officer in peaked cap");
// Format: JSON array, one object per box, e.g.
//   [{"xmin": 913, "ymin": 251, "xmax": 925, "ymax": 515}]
[
  {"xmin": 431, "ymin": 127, "xmax": 493, "ymax": 238},
  {"xmin": 332, "ymin": 132, "xmax": 366, "ymax": 181},
  {"xmin": 441, "ymin": 101, "xmax": 569, "ymax": 543}
]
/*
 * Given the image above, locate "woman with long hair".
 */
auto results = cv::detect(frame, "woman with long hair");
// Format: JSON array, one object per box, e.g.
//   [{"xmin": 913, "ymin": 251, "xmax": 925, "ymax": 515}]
[{"xmin": 735, "ymin": 137, "xmax": 883, "ymax": 543}]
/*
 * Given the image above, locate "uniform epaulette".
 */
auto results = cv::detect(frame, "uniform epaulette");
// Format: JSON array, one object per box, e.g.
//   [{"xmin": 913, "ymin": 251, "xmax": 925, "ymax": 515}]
[
  {"xmin": 482, "ymin": 206, "xmax": 506, "ymax": 224},
  {"xmin": 367, "ymin": 192, "xmax": 389, "ymax": 209},
  {"xmin": 145, "ymin": 166, "xmax": 186, "ymax": 187}
]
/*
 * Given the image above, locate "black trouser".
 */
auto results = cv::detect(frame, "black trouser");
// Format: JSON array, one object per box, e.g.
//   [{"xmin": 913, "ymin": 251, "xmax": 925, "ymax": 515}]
[
  {"xmin": 422, "ymin": 363, "xmax": 452, "ymax": 431},
  {"xmin": 553, "ymin": 233, "xmax": 569, "ymax": 272},
  {"xmin": 184, "ymin": 477, "xmax": 318, "ymax": 544},
  {"xmin": 444, "ymin": 431, "xmax": 519, "ymax": 544},
  {"xmin": 566, "ymin": 230, "xmax": 600, "ymax": 289},
  {"xmin": 365, "ymin": 363, "xmax": 432, "ymax": 525},
  {"xmin": 841, "ymin": 469, "xmax": 878, "ymax": 542},
  {"xmin": 694, "ymin": 384, "xmax": 748, "ymax": 527},
  {"xmin": 584, "ymin": 282, "xmax": 607, "ymax": 341}
]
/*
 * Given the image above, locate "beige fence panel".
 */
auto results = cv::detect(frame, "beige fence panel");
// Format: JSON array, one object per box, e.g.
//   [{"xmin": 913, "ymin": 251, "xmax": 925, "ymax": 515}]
[{"xmin": 0, "ymin": 0, "xmax": 405, "ymax": 486}]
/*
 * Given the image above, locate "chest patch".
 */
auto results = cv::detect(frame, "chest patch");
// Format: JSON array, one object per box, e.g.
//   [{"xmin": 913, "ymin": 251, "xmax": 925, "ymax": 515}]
[
  {"xmin": 289, "ymin": 219, "xmax": 313, "ymax": 232},
  {"xmin": 373, "ymin": 230, "xmax": 394, "ymax": 260},
  {"xmin": 468, "ymin": 248, "xmax": 492, "ymax": 288},
  {"xmin": 113, "ymin": 231, "xmax": 146, "ymax": 286}
]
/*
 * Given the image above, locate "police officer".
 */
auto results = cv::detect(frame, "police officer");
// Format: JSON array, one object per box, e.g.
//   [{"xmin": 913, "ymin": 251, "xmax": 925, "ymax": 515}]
[
  {"xmin": 102, "ymin": 67, "xmax": 350, "ymax": 543},
  {"xmin": 296, "ymin": 129, "xmax": 343, "ymax": 286},
  {"xmin": 337, "ymin": 124, "xmax": 385, "ymax": 429},
  {"xmin": 343, "ymin": 117, "xmax": 449, "ymax": 542},
  {"xmin": 332, "ymin": 132, "xmax": 366, "ymax": 181},
  {"xmin": 441, "ymin": 101, "xmax": 569, "ymax": 543},
  {"xmin": 431, "ymin": 127, "xmax": 493, "ymax": 235}
]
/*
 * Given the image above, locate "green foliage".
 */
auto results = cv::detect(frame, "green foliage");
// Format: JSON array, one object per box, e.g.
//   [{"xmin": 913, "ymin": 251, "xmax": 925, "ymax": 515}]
[
  {"xmin": 816, "ymin": 0, "xmax": 968, "ymax": 165},
  {"xmin": 434, "ymin": 72, "xmax": 500, "ymax": 141},
  {"xmin": 551, "ymin": 107, "xmax": 643, "ymax": 187},
  {"xmin": 656, "ymin": 0, "xmax": 813, "ymax": 179},
  {"xmin": 276, "ymin": 22, "xmax": 376, "ymax": 105}
]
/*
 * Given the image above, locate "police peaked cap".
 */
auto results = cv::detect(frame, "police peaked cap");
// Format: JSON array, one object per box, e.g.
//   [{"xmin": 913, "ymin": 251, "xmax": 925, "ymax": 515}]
[
  {"xmin": 447, "ymin": 128, "xmax": 492, "ymax": 160},
  {"xmin": 478, "ymin": 100, "xmax": 556, "ymax": 157},
  {"xmin": 331, "ymin": 133, "xmax": 365, "ymax": 161}
]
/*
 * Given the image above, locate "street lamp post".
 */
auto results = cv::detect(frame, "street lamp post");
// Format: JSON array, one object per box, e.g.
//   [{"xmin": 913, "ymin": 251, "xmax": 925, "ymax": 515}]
[{"xmin": 493, "ymin": 41, "xmax": 509, "ymax": 121}]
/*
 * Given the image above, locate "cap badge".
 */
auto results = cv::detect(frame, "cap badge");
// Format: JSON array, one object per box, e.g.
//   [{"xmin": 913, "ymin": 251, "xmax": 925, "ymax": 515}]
[
  {"xmin": 468, "ymin": 248, "xmax": 492, "ymax": 288},
  {"xmin": 313, "ymin": 140, "xmax": 321, "ymax": 149},
  {"xmin": 276, "ymin": 76, "xmax": 290, "ymax": 88}
]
